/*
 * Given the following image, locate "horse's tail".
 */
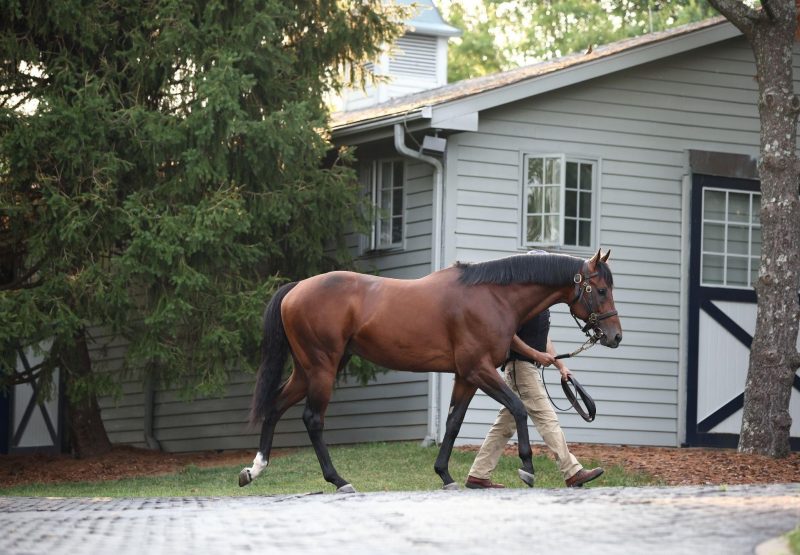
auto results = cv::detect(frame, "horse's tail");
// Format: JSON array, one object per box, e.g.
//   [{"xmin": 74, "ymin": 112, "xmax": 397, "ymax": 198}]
[{"xmin": 249, "ymin": 281, "xmax": 298, "ymax": 426}]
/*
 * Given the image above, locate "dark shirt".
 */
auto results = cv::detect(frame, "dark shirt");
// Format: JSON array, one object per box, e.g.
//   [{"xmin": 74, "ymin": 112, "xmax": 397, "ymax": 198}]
[{"xmin": 508, "ymin": 309, "xmax": 550, "ymax": 362}]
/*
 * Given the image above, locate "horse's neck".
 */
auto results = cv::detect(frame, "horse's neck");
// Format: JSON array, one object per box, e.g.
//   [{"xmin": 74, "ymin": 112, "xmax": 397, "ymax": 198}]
[{"xmin": 507, "ymin": 283, "xmax": 568, "ymax": 324}]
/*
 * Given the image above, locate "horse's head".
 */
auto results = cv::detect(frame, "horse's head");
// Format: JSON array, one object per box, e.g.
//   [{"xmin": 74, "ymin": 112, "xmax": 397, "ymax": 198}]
[{"xmin": 568, "ymin": 249, "xmax": 622, "ymax": 348}]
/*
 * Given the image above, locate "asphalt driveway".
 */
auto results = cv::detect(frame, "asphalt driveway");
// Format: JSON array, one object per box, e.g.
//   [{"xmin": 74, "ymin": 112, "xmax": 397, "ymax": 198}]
[{"xmin": 1, "ymin": 484, "xmax": 798, "ymax": 554}]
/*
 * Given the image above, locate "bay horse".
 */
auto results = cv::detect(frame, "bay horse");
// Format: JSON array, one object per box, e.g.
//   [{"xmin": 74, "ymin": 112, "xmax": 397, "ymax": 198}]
[{"xmin": 239, "ymin": 249, "xmax": 621, "ymax": 492}]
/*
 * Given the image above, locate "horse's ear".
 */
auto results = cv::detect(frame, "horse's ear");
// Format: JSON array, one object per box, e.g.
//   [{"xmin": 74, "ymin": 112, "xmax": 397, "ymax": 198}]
[
  {"xmin": 588, "ymin": 248, "xmax": 601, "ymax": 269},
  {"xmin": 601, "ymin": 249, "xmax": 611, "ymax": 263}
]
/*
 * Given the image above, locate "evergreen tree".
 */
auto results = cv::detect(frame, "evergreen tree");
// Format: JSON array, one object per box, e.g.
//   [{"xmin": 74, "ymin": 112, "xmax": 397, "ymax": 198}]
[{"xmin": 0, "ymin": 0, "xmax": 403, "ymax": 456}]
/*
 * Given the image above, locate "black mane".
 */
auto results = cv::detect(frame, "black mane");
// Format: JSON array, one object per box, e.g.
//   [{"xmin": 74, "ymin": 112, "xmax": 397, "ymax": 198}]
[{"xmin": 455, "ymin": 253, "xmax": 613, "ymax": 287}]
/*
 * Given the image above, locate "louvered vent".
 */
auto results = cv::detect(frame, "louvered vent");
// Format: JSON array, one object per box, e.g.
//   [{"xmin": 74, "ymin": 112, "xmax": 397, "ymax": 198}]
[{"xmin": 388, "ymin": 35, "xmax": 437, "ymax": 79}]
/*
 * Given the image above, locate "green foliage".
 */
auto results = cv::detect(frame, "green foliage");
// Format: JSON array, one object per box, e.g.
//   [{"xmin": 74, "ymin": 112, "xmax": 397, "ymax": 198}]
[
  {"xmin": 443, "ymin": 0, "xmax": 720, "ymax": 81},
  {"xmin": 0, "ymin": 1, "xmax": 404, "ymax": 399},
  {"xmin": 0, "ymin": 441, "xmax": 659, "ymax": 497}
]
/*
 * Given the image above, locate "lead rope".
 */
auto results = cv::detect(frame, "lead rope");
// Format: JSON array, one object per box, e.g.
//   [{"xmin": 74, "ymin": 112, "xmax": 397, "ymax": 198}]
[
  {"xmin": 554, "ymin": 334, "xmax": 600, "ymax": 361},
  {"xmin": 542, "ymin": 335, "xmax": 599, "ymax": 413}
]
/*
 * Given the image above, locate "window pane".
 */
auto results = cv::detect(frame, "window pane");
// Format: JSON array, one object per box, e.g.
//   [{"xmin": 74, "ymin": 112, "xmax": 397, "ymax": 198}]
[
  {"xmin": 545, "ymin": 158, "xmax": 560, "ymax": 184},
  {"xmin": 751, "ymin": 226, "xmax": 761, "ymax": 257},
  {"xmin": 565, "ymin": 190, "xmax": 577, "ymax": 217},
  {"xmin": 527, "ymin": 188, "xmax": 543, "ymax": 214},
  {"xmin": 727, "ymin": 256, "xmax": 748, "ymax": 287},
  {"xmin": 380, "ymin": 219, "xmax": 391, "ymax": 246},
  {"xmin": 579, "ymin": 163, "xmax": 592, "ymax": 191},
  {"xmin": 544, "ymin": 215, "xmax": 559, "ymax": 243},
  {"xmin": 566, "ymin": 162, "xmax": 578, "ymax": 189},
  {"xmin": 527, "ymin": 215, "xmax": 542, "ymax": 242},
  {"xmin": 392, "ymin": 188, "xmax": 403, "ymax": 216},
  {"xmin": 528, "ymin": 158, "xmax": 543, "ymax": 185},
  {"xmin": 703, "ymin": 190, "xmax": 725, "ymax": 221},
  {"xmin": 750, "ymin": 257, "xmax": 759, "ymax": 286},
  {"xmin": 578, "ymin": 220, "xmax": 591, "ymax": 247},
  {"xmin": 702, "ymin": 254, "xmax": 724, "ymax": 285},
  {"xmin": 392, "ymin": 217, "xmax": 402, "ymax": 244},
  {"xmin": 393, "ymin": 162, "xmax": 404, "ymax": 190},
  {"xmin": 544, "ymin": 186, "xmax": 560, "ymax": 213},
  {"xmin": 703, "ymin": 223, "xmax": 724, "ymax": 253},
  {"xmin": 728, "ymin": 192, "xmax": 749, "ymax": 223},
  {"xmin": 579, "ymin": 192, "xmax": 592, "ymax": 218},
  {"xmin": 727, "ymin": 225, "xmax": 749, "ymax": 255},
  {"xmin": 381, "ymin": 162, "xmax": 392, "ymax": 188},
  {"xmin": 380, "ymin": 188, "xmax": 391, "ymax": 211},
  {"xmin": 564, "ymin": 219, "xmax": 576, "ymax": 245}
]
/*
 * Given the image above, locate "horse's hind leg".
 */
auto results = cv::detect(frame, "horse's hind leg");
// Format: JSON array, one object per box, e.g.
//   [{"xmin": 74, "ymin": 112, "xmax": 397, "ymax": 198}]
[
  {"xmin": 303, "ymin": 371, "xmax": 354, "ymax": 493},
  {"xmin": 239, "ymin": 371, "xmax": 307, "ymax": 487},
  {"xmin": 434, "ymin": 375, "xmax": 477, "ymax": 489},
  {"xmin": 472, "ymin": 369, "xmax": 535, "ymax": 487}
]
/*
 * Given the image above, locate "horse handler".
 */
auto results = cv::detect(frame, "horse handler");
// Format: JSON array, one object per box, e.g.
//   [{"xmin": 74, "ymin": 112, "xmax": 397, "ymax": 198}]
[{"xmin": 466, "ymin": 306, "xmax": 604, "ymax": 489}]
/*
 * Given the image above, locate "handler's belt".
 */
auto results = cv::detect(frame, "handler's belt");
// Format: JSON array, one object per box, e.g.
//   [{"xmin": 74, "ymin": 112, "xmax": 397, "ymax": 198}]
[
  {"xmin": 506, "ymin": 352, "xmax": 538, "ymax": 364},
  {"xmin": 501, "ymin": 355, "xmax": 541, "ymax": 371}
]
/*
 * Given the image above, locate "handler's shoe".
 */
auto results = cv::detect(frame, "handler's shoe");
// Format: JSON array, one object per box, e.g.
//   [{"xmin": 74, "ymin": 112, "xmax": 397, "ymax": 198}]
[
  {"xmin": 565, "ymin": 467, "xmax": 604, "ymax": 488},
  {"xmin": 465, "ymin": 475, "xmax": 505, "ymax": 489}
]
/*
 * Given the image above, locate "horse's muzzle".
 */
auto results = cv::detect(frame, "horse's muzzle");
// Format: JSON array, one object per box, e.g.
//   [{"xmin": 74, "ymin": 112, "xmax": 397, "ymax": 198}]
[{"xmin": 601, "ymin": 332, "xmax": 622, "ymax": 348}]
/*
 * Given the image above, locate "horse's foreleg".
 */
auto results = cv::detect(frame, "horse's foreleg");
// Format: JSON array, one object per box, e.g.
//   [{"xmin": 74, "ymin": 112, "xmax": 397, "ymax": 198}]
[
  {"xmin": 303, "ymin": 373, "xmax": 354, "ymax": 493},
  {"xmin": 434, "ymin": 375, "xmax": 477, "ymax": 490},
  {"xmin": 239, "ymin": 372, "xmax": 307, "ymax": 487},
  {"xmin": 474, "ymin": 372, "xmax": 535, "ymax": 487}
]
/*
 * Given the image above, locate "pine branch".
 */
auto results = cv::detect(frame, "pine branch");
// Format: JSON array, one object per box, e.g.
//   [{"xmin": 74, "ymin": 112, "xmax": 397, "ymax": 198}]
[{"xmin": 0, "ymin": 258, "xmax": 45, "ymax": 291}]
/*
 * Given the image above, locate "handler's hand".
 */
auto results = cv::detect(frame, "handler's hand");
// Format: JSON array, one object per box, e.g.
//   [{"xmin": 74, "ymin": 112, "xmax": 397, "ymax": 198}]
[
  {"xmin": 533, "ymin": 351, "xmax": 556, "ymax": 367},
  {"xmin": 558, "ymin": 365, "xmax": 573, "ymax": 382}
]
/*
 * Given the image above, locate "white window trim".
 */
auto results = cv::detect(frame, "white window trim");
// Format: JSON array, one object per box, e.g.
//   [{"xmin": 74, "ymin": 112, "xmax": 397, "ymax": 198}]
[{"xmin": 519, "ymin": 152, "xmax": 601, "ymax": 255}]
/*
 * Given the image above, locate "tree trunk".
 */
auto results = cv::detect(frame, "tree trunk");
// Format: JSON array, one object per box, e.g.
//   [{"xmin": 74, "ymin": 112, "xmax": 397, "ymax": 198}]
[
  {"xmin": 736, "ymin": 2, "xmax": 800, "ymax": 457},
  {"xmin": 60, "ymin": 330, "xmax": 112, "ymax": 459}
]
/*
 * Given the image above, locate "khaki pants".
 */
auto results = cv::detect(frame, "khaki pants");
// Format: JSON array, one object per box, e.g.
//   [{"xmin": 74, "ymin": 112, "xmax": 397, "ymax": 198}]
[{"xmin": 468, "ymin": 360, "xmax": 582, "ymax": 481}]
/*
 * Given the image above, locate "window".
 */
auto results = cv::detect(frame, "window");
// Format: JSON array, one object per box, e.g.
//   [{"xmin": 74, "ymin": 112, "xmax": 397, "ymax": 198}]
[
  {"xmin": 522, "ymin": 154, "xmax": 596, "ymax": 249},
  {"xmin": 365, "ymin": 159, "xmax": 405, "ymax": 250},
  {"xmin": 701, "ymin": 188, "xmax": 761, "ymax": 288}
]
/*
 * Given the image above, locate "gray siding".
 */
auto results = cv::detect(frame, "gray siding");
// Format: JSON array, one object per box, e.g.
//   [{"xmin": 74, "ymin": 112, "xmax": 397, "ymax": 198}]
[{"xmin": 445, "ymin": 36, "xmax": 779, "ymax": 448}]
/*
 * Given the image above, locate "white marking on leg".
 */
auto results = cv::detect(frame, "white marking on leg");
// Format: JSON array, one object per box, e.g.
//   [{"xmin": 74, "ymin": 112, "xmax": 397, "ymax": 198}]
[{"xmin": 248, "ymin": 452, "xmax": 269, "ymax": 480}]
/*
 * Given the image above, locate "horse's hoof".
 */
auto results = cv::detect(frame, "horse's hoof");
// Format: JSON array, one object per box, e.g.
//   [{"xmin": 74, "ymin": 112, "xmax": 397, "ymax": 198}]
[
  {"xmin": 336, "ymin": 483, "xmax": 357, "ymax": 494},
  {"xmin": 518, "ymin": 469, "xmax": 535, "ymax": 487},
  {"xmin": 442, "ymin": 482, "xmax": 460, "ymax": 491},
  {"xmin": 238, "ymin": 468, "xmax": 252, "ymax": 487}
]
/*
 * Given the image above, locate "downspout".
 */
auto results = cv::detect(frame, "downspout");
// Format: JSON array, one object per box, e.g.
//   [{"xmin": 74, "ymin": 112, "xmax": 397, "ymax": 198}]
[{"xmin": 393, "ymin": 123, "xmax": 444, "ymax": 446}]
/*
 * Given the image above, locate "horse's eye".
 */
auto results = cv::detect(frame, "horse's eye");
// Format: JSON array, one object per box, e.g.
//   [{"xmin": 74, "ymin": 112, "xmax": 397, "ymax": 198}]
[{"xmin": 598, "ymin": 288, "xmax": 607, "ymax": 296}]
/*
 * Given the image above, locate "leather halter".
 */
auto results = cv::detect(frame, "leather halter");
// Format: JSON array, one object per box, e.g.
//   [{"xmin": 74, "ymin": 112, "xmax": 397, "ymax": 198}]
[{"xmin": 567, "ymin": 262, "xmax": 618, "ymax": 339}]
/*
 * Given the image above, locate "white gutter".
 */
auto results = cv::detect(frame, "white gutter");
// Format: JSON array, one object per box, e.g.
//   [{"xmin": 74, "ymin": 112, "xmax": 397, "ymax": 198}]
[
  {"xmin": 393, "ymin": 123, "xmax": 444, "ymax": 445},
  {"xmin": 333, "ymin": 107, "xmax": 431, "ymax": 140}
]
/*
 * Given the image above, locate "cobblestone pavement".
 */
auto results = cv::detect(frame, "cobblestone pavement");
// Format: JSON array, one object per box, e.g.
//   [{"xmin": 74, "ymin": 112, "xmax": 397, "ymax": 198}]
[{"xmin": 1, "ymin": 484, "xmax": 798, "ymax": 555}]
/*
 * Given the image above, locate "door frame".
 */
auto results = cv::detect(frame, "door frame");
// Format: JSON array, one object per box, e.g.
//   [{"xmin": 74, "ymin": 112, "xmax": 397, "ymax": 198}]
[{"xmin": 685, "ymin": 172, "xmax": 800, "ymax": 449}]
